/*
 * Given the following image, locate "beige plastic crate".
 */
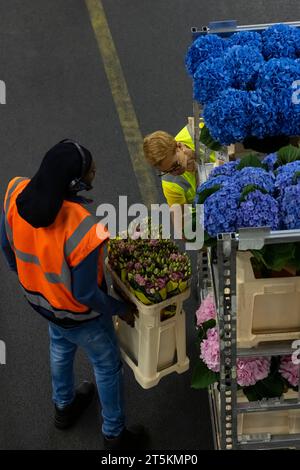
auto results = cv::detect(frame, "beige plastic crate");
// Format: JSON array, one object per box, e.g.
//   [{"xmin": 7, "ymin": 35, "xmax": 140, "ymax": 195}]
[
  {"xmin": 237, "ymin": 251, "xmax": 300, "ymax": 348},
  {"xmin": 106, "ymin": 260, "xmax": 190, "ymax": 389},
  {"xmin": 215, "ymin": 387, "xmax": 300, "ymax": 438}
]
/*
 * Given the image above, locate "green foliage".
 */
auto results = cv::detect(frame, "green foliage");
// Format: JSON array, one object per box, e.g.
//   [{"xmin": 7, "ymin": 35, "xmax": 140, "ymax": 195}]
[
  {"xmin": 197, "ymin": 319, "xmax": 216, "ymax": 344},
  {"xmin": 243, "ymin": 371, "xmax": 285, "ymax": 401},
  {"xmin": 292, "ymin": 171, "xmax": 300, "ymax": 184},
  {"xmin": 199, "ymin": 125, "xmax": 222, "ymax": 151},
  {"xmin": 251, "ymin": 243, "xmax": 299, "ymax": 272},
  {"xmin": 277, "ymin": 145, "xmax": 300, "ymax": 167},
  {"xmin": 191, "ymin": 358, "xmax": 218, "ymax": 389},
  {"xmin": 236, "ymin": 153, "xmax": 264, "ymax": 170},
  {"xmin": 240, "ymin": 184, "xmax": 267, "ymax": 202},
  {"xmin": 197, "ymin": 185, "xmax": 221, "ymax": 205},
  {"xmin": 204, "ymin": 231, "xmax": 217, "ymax": 248}
]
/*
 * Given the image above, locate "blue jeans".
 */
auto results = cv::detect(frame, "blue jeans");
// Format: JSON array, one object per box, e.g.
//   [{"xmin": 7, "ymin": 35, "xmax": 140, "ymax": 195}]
[{"xmin": 48, "ymin": 313, "xmax": 125, "ymax": 437}]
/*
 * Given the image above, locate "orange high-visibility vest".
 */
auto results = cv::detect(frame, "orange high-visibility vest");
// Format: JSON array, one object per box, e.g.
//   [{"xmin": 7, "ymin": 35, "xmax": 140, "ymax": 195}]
[{"xmin": 4, "ymin": 177, "xmax": 110, "ymax": 322}]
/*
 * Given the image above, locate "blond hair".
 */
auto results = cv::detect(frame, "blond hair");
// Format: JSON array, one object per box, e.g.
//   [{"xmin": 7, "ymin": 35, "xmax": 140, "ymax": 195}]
[{"xmin": 143, "ymin": 131, "xmax": 177, "ymax": 167}]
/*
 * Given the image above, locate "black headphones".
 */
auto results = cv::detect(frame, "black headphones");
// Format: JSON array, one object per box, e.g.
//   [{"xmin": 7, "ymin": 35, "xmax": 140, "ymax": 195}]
[{"xmin": 59, "ymin": 139, "xmax": 92, "ymax": 192}]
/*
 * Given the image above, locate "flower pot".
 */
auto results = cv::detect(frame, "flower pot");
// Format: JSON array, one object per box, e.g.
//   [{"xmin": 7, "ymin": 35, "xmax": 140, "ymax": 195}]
[{"xmin": 237, "ymin": 252, "xmax": 300, "ymax": 348}]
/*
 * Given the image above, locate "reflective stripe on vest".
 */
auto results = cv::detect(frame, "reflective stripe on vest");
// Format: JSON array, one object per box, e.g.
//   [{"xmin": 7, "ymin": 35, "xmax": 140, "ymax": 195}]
[
  {"xmin": 64, "ymin": 215, "xmax": 97, "ymax": 258},
  {"xmin": 161, "ymin": 172, "xmax": 196, "ymax": 205},
  {"xmin": 162, "ymin": 173, "xmax": 191, "ymax": 192},
  {"xmin": 20, "ymin": 285, "xmax": 99, "ymax": 321},
  {"xmin": 4, "ymin": 177, "xmax": 28, "ymax": 248},
  {"xmin": 13, "ymin": 246, "xmax": 72, "ymax": 288},
  {"xmin": 4, "ymin": 177, "xmax": 109, "ymax": 318}
]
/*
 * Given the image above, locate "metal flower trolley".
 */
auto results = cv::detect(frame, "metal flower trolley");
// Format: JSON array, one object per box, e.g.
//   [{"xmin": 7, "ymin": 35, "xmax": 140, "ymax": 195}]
[
  {"xmin": 197, "ymin": 230, "xmax": 300, "ymax": 450},
  {"xmin": 190, "ymin": 19, "xmax": 300, "ymax": 449}
]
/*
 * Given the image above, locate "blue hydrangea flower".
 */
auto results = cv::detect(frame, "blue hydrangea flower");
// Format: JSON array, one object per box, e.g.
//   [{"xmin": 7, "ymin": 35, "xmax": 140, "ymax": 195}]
[
  {"xmin": 193, "ymin": 57, "xmax": 232, "ymax": 104},
  {"xmin": 204, "ymin": 186, "xmax": 241, "ymax": 237},
  {"xmin": 256, "ymin": 58, "xmax": 300, "ymax": 94},
  {"xmin": 254, "ymin": 59, "xmax": 300, "ymax": 136},
  {"xmin": 197, "ymin": 175, "xmax": 232, "ymax": 194},
  {"xmin": 233, "ymin": 167, "xmax": 275, "ymax": 193},
  {"xmin": 249, "ymin": 90, "xmax": 282, "ymax": 138},
  {"xmin": 262, "ymin": 24, "xmax": 300, "ymax": 60},
  {"xmin": 275, "ymin": 161, "xmax": 300, "ymax": 193},
  {"xmin": 208, "ymin": 161, "xmax": 240, "ymax": 179},
  {"xmin": 224, "ymin": 46, "xmax": 265, "ymax": 90},
  {"xmin": 203, "ymin": 89, "xmax": 252, "ymax": 145},
  {"xmin": 185, "ymin": 34, "xmax": 227, "ymax": 77},
  {"xmin": 262, "ymin": 153, "xmax": 278, "ymax": 171},
  {"xmin": 280, "ymin": 184, "xmax": 300, "ymax": 229},
  {"xmin": 227, "ymin": 31, "xmax": 263, "ymax": 51},
  {"xmin": 237, "ymin": 190, "xmax": 279, "ymax": 230}
]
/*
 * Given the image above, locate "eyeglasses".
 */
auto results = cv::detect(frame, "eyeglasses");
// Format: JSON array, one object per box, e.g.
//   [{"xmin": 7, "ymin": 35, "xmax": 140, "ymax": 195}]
[{"xmin": 157, "ymin": 161, "xmax": 181, "ymax": 177}]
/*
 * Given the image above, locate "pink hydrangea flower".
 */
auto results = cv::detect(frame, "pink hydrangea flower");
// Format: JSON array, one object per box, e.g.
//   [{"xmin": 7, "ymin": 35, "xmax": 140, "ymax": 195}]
[
  {"xmin": 236, "ymin": 357, "xmax": 271, "ymax": 387},
  {"xmin": 200, "ymin": 328, "xmax": 220, "ymax": 373},
  {"xmin": 200, "ymin": 328, "xmax": 271, "ymax": 385},
  {"xmin": 279, "ymin": 355, "xmax": 299, "ymax": 388},
  {"xmin": 196, "ymin": 293, "xmax": 217, "ymax": 326}
]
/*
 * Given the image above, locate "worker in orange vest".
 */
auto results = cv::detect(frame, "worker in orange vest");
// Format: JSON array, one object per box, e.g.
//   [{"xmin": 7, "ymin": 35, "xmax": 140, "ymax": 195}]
[{"xmin": 0, "ymin": 139, "xmax": 146, "ymax": 450}]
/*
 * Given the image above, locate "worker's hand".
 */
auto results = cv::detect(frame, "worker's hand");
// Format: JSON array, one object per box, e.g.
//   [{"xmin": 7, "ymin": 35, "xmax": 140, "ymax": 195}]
[{"xmin": 119, "ymin": 302, "xmax": 137, "ymax": 328}]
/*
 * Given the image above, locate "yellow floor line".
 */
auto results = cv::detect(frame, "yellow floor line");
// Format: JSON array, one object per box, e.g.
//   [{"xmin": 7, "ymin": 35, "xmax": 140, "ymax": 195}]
[{"xmin": 85, "ymin": 0, "xmax": 159, "ymax": 207}]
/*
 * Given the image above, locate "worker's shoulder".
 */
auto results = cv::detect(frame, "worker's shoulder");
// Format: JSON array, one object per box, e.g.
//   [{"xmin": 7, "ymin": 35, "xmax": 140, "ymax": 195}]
[
  {"xmin": 62, "ymin": 198, "xmax": 93, "ymax": 219},
  {"xmin": 6, "ymin": 176, "xmax": 29, "ymax": 191}
]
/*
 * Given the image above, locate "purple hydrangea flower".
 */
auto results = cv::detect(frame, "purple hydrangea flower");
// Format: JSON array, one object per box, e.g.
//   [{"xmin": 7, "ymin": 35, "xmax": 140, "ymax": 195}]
[
  {"xmin": 280, "ymin": 184, "xmax": 300, "ymax": 229},
  {"xmin": 204, "ymin": 185, "xmax": 241, "ymax": 237},
  {"xmin": 208, "ymin": 161, "xmax": 240, "ymax": 179},
  {"xmin": 237, "ymin": 190, "xmax": 279, "ymax": 230},
  {"xmin": 233, "ymin": 167, "xmax": 275, "ymax": 193},
  {"xmin": 197, "ymin": 175, "xmax": 232, "ymax": 195},
  {"xmin": 262, "ymin": 153, "xmax": 278, "ymax": 172},
  {"xmin": 275, "ymin": 161, "xmax": 300, "ymax": 194}
]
